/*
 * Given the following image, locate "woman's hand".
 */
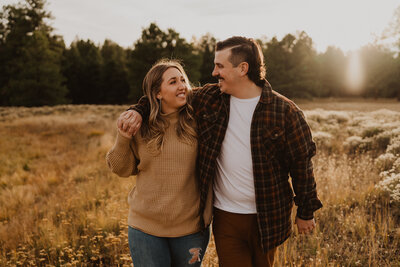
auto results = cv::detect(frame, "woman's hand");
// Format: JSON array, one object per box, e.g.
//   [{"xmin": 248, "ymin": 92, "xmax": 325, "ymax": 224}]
[
  {"xmin": 118, "ymin": 128, "xmax": 133, "ymax": 139},
  {"xmin": 117, "ymin": 110, "xmax": 143, "ymax": 136}
]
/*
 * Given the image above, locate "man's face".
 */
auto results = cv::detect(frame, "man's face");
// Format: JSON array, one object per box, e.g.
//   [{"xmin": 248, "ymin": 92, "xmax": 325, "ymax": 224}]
[{"xmin": 212, "ymin": 48, "xmax": 241, "ymax": 94}]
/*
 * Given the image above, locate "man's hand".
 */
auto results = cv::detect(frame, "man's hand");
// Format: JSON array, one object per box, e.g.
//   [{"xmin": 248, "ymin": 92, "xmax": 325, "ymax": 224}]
[
  {"xmin": 295, "ymin": 217, "xmax": 316, "ymax": 235},
  {"xmin": 117, "ymin": 110, "xmax": 143, "ymax": 136}
]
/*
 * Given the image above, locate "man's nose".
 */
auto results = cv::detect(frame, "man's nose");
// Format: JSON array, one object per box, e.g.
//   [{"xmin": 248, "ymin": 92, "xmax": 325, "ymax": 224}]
[{"xmin": 212, "ymin": 67, "xmax": 218, "ymax": 77}]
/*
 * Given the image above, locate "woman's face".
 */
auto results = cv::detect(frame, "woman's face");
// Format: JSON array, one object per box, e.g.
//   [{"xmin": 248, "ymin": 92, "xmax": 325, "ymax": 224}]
[{"xmin": 157, "ymin": 67, "xmax": 188, "ymax": 114}]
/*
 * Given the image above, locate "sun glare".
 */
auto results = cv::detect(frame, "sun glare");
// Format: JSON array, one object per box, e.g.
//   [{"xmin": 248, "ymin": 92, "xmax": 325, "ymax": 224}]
[{"xmin": 346, "ymin": 52, "xmax": 364, "ymax": 94}]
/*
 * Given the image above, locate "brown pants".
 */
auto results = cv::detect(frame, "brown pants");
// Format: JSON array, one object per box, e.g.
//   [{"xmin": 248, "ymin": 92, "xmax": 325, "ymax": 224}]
[{"xmin": 213, "ymin": 208, "xmax": 277, "ymax": 267}]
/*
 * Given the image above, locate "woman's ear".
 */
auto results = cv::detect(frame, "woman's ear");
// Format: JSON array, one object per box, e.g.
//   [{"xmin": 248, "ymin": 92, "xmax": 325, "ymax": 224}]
[{"xmin": 156, "ymin": 92, "xmax": 162, "ymax": 100}]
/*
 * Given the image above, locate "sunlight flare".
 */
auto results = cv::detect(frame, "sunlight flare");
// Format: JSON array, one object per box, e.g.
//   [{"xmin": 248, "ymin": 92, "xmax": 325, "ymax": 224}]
[{"xmin": 346, "ymin": 52, "xmax": 364, "ymax": 94}]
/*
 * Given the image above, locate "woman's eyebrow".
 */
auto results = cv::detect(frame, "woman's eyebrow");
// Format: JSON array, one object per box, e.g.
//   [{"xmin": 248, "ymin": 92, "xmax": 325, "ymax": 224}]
[{"xmin": 167, "ymin": 75, "xmax": 184, "ymax": 82}]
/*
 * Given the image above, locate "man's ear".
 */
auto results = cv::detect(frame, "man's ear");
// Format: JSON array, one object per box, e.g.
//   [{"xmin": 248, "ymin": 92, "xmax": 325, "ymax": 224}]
[{"xmin": 239, "ymin": 62, "xmax": 249, "ymax": 76}]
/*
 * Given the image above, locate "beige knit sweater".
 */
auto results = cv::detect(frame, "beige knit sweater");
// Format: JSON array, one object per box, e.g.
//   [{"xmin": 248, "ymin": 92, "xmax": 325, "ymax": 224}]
[{"xmin": 106, "ymin": 111, "xmax": 205, "ymax": 237}]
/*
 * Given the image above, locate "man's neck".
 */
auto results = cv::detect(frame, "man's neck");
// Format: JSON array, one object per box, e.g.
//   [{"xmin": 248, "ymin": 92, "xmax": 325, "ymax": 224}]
[{"xmin": 230, "ymin": 81, "xmax": 262, "ymax": 99}]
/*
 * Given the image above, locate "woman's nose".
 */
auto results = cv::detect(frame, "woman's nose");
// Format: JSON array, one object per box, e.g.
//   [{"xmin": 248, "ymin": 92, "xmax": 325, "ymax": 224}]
[{"xmin": 178, "ymin": 80, "xmax": 187, "ymax": 89}]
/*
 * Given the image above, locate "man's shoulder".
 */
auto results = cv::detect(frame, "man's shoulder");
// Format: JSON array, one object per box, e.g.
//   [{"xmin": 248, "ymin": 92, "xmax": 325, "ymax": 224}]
[
  {"xmin": 270, "ymin": 90, "xmax": 302, "ymax": 114},
  {"xmin": 193, "ymin": 83, "xmax": 220, "ymax": 96}
]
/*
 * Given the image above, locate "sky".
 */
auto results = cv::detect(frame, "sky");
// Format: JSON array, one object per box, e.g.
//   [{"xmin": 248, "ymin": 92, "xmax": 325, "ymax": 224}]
[{"xmin": 2, "ymin": 0, "xmax": 400, "ymax": 52}]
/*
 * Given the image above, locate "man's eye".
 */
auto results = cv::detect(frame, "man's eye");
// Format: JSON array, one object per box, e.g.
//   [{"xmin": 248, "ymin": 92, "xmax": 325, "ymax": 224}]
[{"xmin": 170, "ymin": 81, "xmax": 176, "ymax": 84}]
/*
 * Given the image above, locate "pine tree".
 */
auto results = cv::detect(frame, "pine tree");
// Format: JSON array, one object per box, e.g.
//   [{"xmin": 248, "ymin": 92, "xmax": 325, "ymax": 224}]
[
  {"xmin": 0, "ymin": 0, "xmax": 67, "ymax": 106},
  {"xmin": 195, "ymin": 33, "xmax": 217, "ymax": 86},
  {"xmin": 100, "ymin": 39, "xmax": 130, "ymax": 104},
  {"xmin": 62, "ymin": 39, "xmax": 102, "ymax": 104},
  {"xmin": 127, "ymin": 23, "xmax": 201, "ymax": 102}
]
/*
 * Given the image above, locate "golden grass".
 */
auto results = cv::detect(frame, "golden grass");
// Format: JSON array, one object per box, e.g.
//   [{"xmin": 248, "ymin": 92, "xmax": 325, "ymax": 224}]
[
  {"xmin": 295, "ymin": 97, "xmax": 400, "ymax": 112},
  {"xmin": 0, "ymin": 103, "xmax": 399, "ymax": 266}
]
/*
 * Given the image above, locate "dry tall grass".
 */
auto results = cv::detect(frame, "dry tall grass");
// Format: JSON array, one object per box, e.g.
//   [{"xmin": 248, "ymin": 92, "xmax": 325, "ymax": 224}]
[{"xmin": 0, "ymin": 102, "xmax": 399, "ymax": 266}]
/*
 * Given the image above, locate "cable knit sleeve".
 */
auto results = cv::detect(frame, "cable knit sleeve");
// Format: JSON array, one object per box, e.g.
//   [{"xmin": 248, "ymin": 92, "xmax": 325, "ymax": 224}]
[{"xmin": 106, "ymin": 131, "xmax": 139, "ymax": 177}]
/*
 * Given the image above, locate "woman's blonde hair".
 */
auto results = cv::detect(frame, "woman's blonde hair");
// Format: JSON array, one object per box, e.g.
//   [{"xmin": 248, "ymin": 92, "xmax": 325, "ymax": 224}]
[{"xmin": 140, "ymin": 59, "xmax": 197, "ymax": 152}]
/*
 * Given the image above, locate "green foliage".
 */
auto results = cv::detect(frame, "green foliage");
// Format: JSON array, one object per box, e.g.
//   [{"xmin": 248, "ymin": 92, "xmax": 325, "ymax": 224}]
[
  {"xmin": 0, "ymin": 0, "xmax": 68, "ymax": 106},
  {"xmin": 195, "ymin": 33, "xmax": 218, "ymax": 86},
  {"xmin": 62, "ymin": 39, "xmax": 131, "ymax": 104},
  {"xmin": 360, "ymin": 45, "xmax": 399, "ymax": 99},
  {"xmin": 317, "ymin": 46, "xmax": 347, "ymax": 97},
  {"xmin": 386, "ymin": 5, "xmax": 400, "ymax": 100},
  {"xmin": 62, "ymin": 39, "xmax": 103, "ymax": 104},
  {"xmin": 1, "ymin": 2, "xmax": 400, "ymax": 106},
  {"xmin": 127, "ymin": 23, "xmax": 202, "ymax": 102},
  {"xmin": 6, "ymin": 30, "xmax": 67, "ymax": 106},
  {"xmin": 100, "ymin": 40, "xmax": 130, "ymax": 104},
  {"xmin": 264, "ymin": 32, "xmax": 322, "ymax": 98}
]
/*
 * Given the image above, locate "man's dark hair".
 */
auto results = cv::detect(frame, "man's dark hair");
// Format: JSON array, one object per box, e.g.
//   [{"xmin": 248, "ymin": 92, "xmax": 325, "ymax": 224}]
[{"xmin": 216, "ymin": 36, "xmax": 266, "ymax": 87}]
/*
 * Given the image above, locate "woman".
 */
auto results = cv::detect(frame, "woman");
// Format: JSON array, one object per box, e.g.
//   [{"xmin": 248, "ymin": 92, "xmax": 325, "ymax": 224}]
[{"xmin": 106, "ymin": 60, "xmax": 210, "ymax": 267}]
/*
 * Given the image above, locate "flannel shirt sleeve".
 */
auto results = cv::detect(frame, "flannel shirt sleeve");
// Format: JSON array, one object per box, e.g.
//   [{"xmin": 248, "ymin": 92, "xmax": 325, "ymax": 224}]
[
  {"xmin": 128, "ymin": 96, "xmax": 150, "ymax": 120},
  {"xmin": 285, "ymin": 110, "xmax": 323, "ymax": 220},
  {"xmin": 189, "ymin": 85, "xmax": 210, "ymax": 110},
  {"xmin": 190, "ymin": 86, "xmax": 204, "ymax": 109},
  {"xmin": 127, "ymin": 85, "xmax": 206, "ymax": 118}
]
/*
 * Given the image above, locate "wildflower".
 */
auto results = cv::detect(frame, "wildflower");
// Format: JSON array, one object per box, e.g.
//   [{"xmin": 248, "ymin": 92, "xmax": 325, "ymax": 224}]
[
  {"xmin": 377, "ymin": 172, "xmax": 400, "ymax": 203},
  {"xmin": 375, "ymin": 153, "xmax": 396, "ymax": 171}
]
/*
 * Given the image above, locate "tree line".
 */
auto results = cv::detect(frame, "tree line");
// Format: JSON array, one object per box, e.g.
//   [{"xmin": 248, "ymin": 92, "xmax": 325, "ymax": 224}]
[{"xmin": 1, "ymin": 0, "xmax": 400, "ymax": 107}]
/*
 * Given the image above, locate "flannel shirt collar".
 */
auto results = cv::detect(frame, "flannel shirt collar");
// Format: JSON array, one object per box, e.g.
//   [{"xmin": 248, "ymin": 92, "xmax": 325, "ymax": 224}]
[
  {"xmin": 259, "ymin": 80, "xmax": 273, "ymax": 104},
  {"xmin": 218, "ymin": 79, "xmax": 273, "ymax": 104}
]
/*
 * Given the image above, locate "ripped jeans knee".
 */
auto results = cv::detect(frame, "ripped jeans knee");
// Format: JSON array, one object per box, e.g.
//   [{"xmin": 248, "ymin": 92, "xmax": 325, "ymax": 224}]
[{"xmin": 128, "ymin": 226, "xmax": 210, "ymax": 267}]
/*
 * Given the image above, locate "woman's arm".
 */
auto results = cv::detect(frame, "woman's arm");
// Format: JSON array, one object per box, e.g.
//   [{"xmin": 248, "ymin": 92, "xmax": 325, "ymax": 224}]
[
  {"xmin": 119, "ymin": 84, "xmax": 219, "ymax": 134},
  {"xmin": 106, "ymin": 129, "xmax": 139, "ymax": 177}
]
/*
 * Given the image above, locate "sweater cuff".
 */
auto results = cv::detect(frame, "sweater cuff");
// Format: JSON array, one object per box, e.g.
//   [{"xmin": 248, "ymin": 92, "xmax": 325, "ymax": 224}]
[{"xmin": 115, "ymin": 131, "xmax": 132, "ymax": 146}]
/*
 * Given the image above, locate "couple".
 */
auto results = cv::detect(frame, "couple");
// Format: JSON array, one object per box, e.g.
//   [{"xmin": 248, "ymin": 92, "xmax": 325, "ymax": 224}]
[{"xmin": 106, "ymin": 36, "xmax": 322, "ymax": 267}]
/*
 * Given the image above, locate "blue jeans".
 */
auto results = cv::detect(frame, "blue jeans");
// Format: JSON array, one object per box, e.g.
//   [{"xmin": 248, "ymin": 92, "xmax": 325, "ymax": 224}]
[{"xmin": 128, "ymin": 226, "xmax": 210, "ymax": 267}]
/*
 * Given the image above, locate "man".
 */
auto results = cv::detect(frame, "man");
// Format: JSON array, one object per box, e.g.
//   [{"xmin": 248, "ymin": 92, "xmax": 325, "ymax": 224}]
[{"xmin": 118, "ymin": 36, "xmax": 322, "ymax": 266}]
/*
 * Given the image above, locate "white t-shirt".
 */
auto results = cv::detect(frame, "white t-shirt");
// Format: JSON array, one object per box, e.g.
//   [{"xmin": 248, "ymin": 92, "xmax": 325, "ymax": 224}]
[{"xmin": 213, "ymin": 94, "xmax": 260, "ymax": 214}]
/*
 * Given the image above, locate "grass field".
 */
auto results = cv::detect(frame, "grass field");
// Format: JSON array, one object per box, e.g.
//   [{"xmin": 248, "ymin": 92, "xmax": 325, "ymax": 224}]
[
  {"xmin": 0, "ymin": 99, "xmax": 399, "ymax": 266},
  {"xmin": 296, "ymin": 97, "xmax": 400, "ymax": 112}
]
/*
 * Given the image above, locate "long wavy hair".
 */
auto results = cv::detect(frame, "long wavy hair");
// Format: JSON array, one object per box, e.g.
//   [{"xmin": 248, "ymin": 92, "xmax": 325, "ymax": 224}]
[{"xmin": 140, "ymin": 59, "xmax": 197, "ymax": 153}]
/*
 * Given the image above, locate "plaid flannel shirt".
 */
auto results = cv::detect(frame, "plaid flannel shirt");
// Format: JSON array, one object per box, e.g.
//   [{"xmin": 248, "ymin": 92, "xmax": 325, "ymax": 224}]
[{"xmin": 132, "ymin": 81, "xmax": 322, "ymax": 251}]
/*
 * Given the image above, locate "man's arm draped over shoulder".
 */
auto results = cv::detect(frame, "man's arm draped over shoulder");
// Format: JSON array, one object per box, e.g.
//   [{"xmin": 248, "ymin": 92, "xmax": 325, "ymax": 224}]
[
  {"xmin": 128, "ymin": 86, "xmax": 208, "ymax": 118},
  {"xmin": 285, "ymin": 109, "xmax": 322, "ymax": 220},
  {"xmin": 129, "ymin": 96, "xmax": 150, "ymax": 120}
]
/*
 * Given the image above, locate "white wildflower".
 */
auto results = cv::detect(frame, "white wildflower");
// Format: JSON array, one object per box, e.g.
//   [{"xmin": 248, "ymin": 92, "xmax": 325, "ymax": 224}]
[
  {"xmin": 386, "ymin": 136, "xmax": 400, "ymax": 156},
  {"xmin": 375, "ymin": 153, "xmax": 396, "ymax": 171},
  {"xmin": 377, "ymin": 172, "xmax": 400, "ymax": 203},
  {"xmin": 313, "ymin": 131, "xmax": 333, "ymax": 149}
]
